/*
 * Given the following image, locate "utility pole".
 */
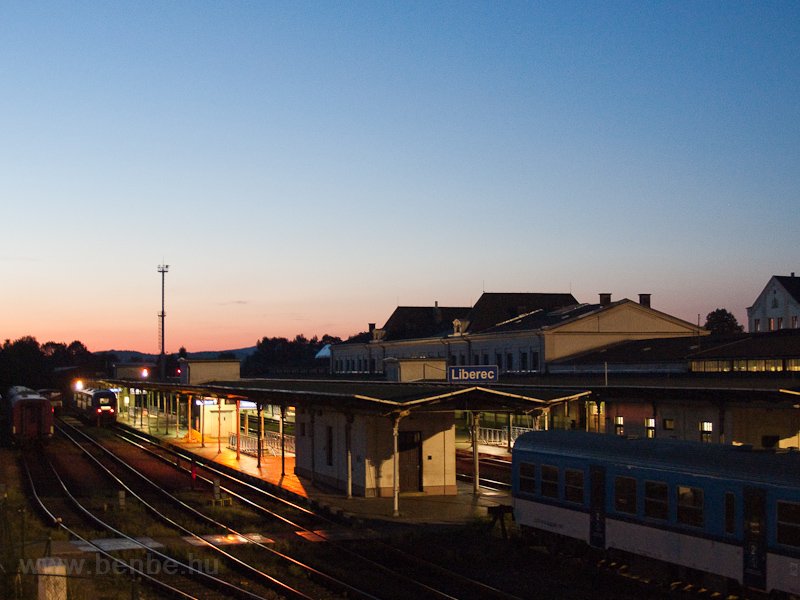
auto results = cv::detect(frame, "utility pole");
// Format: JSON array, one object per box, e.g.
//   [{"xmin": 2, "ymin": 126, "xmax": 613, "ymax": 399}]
[{"xmin": 158, "ymin": 263, "xmax": 169, "ymax": 380}]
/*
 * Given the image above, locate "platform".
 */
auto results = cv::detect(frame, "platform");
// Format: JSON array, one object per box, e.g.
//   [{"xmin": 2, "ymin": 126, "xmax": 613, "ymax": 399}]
[{"xmin": 118, "ymin": 413, "xmax": 512, "ymax": 527}]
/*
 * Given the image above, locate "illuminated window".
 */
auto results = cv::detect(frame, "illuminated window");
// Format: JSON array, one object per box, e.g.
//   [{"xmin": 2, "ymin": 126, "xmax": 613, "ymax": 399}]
[
  {"xmin": 614, "ymin": 476, "xmax": 637, "ymax": 514},
  {"xmin": 645, "ymin": 418, "xmax": 656, "ymax": 438},
  {"xmin": 614, "ymin": 416, "xmax": 624, "ymax": 437},
  {"xmin": 644, "ymin": 481, "xmax": 668, "ymax": 520},
  {"xmin": 700, "ymin": 421, "xmax": 713, "ymax": 443},
  {"xmin": 663, "ymin": 418, "xmax": 675, "ymax": 431},
  {"xmin": 769, "ymin": 318, "xmax": 776, "ymax": 331},
  {"xmin": 778, "ymin": 317, "xmax": 783, "ymax": 330},
  {"xmin": 678, "ymin": 486, "xmax": 704, "ymax": 527},
  {"xmin": 793, "ymin": 316, "xmax": 798, "ymax": 329}
]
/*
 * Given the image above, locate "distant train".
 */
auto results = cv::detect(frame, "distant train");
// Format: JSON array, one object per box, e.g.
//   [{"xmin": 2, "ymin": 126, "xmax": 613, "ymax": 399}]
[
  {"xmin": 512, "ymin": 430, "xmax": 800, "ymax": 598},
  {"xmin": 37, "ymin": 388, "xmax": 63, "ymax": 415},
  {"xmin": 73, "ymin": 388, "xmax": 118, "ymax": 425},
  {"xmin": 0, "ymin": 386, "xmax": 54, "ymax": 445}
]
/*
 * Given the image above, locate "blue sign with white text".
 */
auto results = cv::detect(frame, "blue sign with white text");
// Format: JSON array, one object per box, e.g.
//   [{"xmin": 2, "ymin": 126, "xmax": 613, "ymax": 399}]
[{"xmin": 447, "ymin": 365, "xmax": 499, "ymax": 384}]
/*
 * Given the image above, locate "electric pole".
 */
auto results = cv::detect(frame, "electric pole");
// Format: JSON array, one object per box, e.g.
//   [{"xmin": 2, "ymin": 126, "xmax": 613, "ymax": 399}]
[{"xmin": 158, "ymin": 263, "xmax": 169, "ymax": 380}]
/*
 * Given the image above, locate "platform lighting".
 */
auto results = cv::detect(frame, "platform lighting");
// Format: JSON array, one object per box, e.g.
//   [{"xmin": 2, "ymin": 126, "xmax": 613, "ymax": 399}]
[
  {"xmin": 141, "ymin": 368, "xmax": 149, "ymax": 378},
  {"xmin": 74, "ymin": 380, "xmax": 84, "ymax": 391}
]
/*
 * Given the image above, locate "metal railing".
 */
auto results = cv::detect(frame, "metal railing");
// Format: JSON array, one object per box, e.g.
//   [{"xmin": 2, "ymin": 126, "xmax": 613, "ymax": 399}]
[
  {"xmin": 227, "ymin": 430, "xmax": 295, "ymax": 456},
  {"xmin": 477, "ymin": 426, "xmax": 536, "ymax": 447}
]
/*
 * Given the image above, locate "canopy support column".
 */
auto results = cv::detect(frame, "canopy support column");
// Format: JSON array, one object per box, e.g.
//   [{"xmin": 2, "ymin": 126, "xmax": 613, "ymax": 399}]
[
  {"xmin": 392, "ymin": 414, "xmax": 401, "ymax": 517},
  {"xmin": 472, "ymin": 411, "xmax": 481, "ymax": 495},
  {"xmin": 280, "ymin": 405, "xmax": 286, "ymax": 477},
  {"xmin": 346, "ymin": 414, "xmax": 353, "ymax": 500},
  {"xmin": 257, "ymin": 402, "xmax": 262, "ymax": 469},
  {"xmin": 235, "ymin": 400, "xmax": 241, "ymax": 460},
  {"xmin": 217, "ymin": 396, "xmax": 222, "ymax": 454}
]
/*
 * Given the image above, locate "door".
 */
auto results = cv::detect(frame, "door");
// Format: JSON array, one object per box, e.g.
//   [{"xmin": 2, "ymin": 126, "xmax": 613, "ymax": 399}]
[
  {"xmin": 398, "ymin": 431, "xmax": 422, "ymax": 492},
  {"xmin": 589, "ymin": 465, "xmax": 606, "ymax": 548},
  {"xmin": 743, "ymin": 486, "xmax": 767, "ymax": 590}
]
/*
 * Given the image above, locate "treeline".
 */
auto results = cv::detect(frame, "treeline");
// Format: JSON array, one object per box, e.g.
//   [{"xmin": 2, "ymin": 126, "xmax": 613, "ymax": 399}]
[
  {"xmin": 1, "ymin": 331, "xmax": 363, "ymax": 391},
  {"xmin": 241, "ymin": 334, "xmax": 343, "ymax": 376},
  {"xmin": 0, "ymin": 336, "xmax": 116, "ymax": 393}
]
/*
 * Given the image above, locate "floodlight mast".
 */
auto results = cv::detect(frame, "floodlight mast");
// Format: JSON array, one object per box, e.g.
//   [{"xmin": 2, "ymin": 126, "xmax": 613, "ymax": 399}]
[{"xmin": 158, "ymin": 264, "xmax": 169, "ymax": 380}]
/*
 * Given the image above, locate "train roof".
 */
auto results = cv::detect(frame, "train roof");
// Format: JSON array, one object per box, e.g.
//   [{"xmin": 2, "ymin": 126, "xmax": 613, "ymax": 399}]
[
  {"xmin": 513, "ymin": 430, "xmax": 800, "ymax": 489},
  {"xmin": 5, "ymin": 386, "xmax": 49, "ymax": 404}
]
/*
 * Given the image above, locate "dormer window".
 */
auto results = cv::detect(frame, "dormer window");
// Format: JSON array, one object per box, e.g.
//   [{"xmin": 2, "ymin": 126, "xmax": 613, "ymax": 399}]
[{"xmin": 453, "ymin": 319, "xmax": 468, "ymax": 335}]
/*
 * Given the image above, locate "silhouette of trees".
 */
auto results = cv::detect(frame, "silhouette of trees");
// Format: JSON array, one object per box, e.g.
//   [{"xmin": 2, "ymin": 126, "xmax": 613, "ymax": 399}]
[
  {"xmin": 241, "ymin": 333, "xmax": 342, "ymax": 376},
  {"xmin": 704, "ymin": 308, "xmax": 744, "ymax": 335}
]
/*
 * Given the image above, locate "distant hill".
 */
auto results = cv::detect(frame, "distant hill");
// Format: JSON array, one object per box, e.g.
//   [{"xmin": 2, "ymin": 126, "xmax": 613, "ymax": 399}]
[{"xmin": 99, "ymin": 347, "xmax": 257, "ymax": 363}]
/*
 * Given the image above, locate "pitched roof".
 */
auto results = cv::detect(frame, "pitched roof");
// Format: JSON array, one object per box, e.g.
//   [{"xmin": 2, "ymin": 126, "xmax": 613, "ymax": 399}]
[
  {"xmin": 552, "ymin": 328, "xmax": 800, "ymax": 366},
  {"xmin": 381, "ymin": 306, "xmax": 471, "ymax": 341},
  {"xmin": 480, "ymin": 302, "xmax": 597, "ymax": 334},
  {"xmin": 464, "ymin": 292, "xmax": 578, "ymax": 333},
  {"xmin": 775, "ymin": 275, "xmax": 800, "ymax": 304}
]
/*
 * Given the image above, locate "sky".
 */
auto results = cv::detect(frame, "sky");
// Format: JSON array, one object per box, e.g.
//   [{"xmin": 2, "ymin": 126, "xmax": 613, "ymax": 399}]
[{"xmin": 1, "ymin": 1, "xmax": 798, "ymax": 353}]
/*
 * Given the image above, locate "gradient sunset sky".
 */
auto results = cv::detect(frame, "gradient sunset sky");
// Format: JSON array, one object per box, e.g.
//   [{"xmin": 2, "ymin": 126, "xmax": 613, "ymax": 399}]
[{"xmin": 2, "ymin": 2, "xmax": 798, "ymax": 353}]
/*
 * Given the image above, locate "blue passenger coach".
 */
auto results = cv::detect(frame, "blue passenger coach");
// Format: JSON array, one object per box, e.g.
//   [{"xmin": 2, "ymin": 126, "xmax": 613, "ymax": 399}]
[{"xmin": 512, "ymin": 430, "xmax": 800, "ymax": 597}]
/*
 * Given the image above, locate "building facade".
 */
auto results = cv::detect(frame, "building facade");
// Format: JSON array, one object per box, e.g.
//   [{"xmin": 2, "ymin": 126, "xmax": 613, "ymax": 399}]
[
  {"xmin": 747, "ymin": 273, "xmax": 800, "ymax": 333},
  {"xmin": 331, "ymin": 292, "xmax": 706, "ymax": 379}
]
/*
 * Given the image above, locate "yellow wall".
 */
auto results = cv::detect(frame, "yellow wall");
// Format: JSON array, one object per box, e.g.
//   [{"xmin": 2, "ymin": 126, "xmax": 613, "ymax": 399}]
[
  {"xmin": 183, "ymin": 361, "xmax": 241, "ymax": 385},
  {"xmin": 543, "ymin": 302, "xmax": 706, "ymax": 362}
]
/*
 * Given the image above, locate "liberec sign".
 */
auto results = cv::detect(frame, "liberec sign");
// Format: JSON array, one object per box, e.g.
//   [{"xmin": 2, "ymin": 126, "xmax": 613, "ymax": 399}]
[{"xmin": 447, "ymin": 365, "xmax": 499, "ymax": 384}]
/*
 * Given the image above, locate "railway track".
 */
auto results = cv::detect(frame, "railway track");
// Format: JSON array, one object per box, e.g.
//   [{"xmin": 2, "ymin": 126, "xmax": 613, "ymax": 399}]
[
  {"xmin": 54, "ymin": 419, "xmax": 346, "ymax": 599},
  {"xmin": 104, "ymin": 422, "xmax": 526, "ymax": 600},
  {"xmin": 21, "ymin": 445, "xmax": 259, "ymax": 600}
]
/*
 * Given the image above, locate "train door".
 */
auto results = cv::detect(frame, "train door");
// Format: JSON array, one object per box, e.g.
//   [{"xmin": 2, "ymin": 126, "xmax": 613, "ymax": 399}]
[
  {"xmin": 589, "ymin": 465, "xmax": 606, "ymax": 548},
  {"xmin": 398, "ymin": 431, "xmax": 422, "ymax": 492},
  {"xmin": 743, "ymin": 486, "xmax": 767, "ymax": 591},
  {"xmin": 21, "ymin": 403, "xmax": 43, "ymax": 438}
]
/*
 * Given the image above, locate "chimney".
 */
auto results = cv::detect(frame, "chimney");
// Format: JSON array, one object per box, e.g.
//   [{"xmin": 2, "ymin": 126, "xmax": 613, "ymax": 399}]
[
  {"xmin": 368, "ymin": 323, "xmax": 375, "ymax": 333},
  {"xmin": 599, "ymin": 293, "xmax": 612, "ymax": 306},
  {"xmin": 638, "ymin": 293, "xmax": 651, "ymax": 308},
  {"xmin": 435, "ymin": 300, "xmax": 439, "ymax": 308}
]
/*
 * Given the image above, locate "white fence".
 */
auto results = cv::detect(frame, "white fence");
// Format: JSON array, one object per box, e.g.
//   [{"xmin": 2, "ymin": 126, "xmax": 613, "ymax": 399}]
[
  {"xmin": 228, "ymin": 430, "xmax": 295, "ymax": 456},
  {"xmin": 477, "ymin": 426, "xmax": 536, "ymax": 448}
]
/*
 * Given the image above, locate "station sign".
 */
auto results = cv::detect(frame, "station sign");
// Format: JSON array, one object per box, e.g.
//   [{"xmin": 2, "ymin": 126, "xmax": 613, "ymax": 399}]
[{"xmin": 447, "ymin": 365, "xmax": 499, "ymax": 384}]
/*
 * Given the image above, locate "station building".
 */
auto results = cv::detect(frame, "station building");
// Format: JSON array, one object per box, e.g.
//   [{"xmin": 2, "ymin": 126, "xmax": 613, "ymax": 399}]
[{"xmin": 330, "ymin": 291, "xmax": 707, "ymax": 379}]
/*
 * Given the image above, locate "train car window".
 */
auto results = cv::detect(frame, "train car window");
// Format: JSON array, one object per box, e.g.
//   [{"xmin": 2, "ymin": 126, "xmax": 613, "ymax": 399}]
[
  {"xmin": 565, "ymin": 469, "xmax": 584, "ymax": 503},
  {"xmin": 541, "ymin": 465, "xmax": 559, "ymax": 498},
  {"xmin": 777, "ymin": 501, "xmax": 800, "ymax": 547},
  {"xmin": 725, "ymin": 492, "xmax": 735, "ymax": 534},
  {"xmin": 677, "ymin": 486, "xmax": 704, "ymax": 527},
  {"xmin": 519, "ymin": 462, "xmax": 536, "ymax": 494},
  {"xmin": 614, "ymin": 476, "xmax": 637, "ymax": 514},
  {"xmin": 644, "ymin": 481, "xmax": 668, "ymax": 520}
]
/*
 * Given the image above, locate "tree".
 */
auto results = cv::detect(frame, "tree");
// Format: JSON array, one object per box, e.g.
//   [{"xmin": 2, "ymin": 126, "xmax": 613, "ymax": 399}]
[{"xmin": 704, "ymin": 308, "xmax": 744, "ymax": 335}]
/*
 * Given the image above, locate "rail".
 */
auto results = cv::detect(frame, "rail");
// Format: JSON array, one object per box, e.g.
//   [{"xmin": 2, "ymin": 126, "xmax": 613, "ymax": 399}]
[{"xmin": 228, "ymin": 430, "xmax": 295, "ymax": 456}]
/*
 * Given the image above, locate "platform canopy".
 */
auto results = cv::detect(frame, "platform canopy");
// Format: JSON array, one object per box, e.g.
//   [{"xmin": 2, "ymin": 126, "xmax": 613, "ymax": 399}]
[{"xmin": 106, "ymin": 378, "xmax": 590, "ymax": 415}]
